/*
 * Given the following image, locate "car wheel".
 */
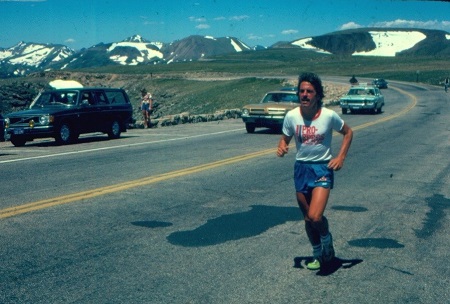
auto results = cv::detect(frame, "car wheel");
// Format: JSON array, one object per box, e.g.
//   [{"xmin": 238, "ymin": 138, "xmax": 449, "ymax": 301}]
[
  {"xmin": 342, "ymin": 108, "xmax": 348, "ymax": 114},
  {"xmin": 11, "ymin": 136, "xmax": 27, "ymax": 147},
  {"xmin": 108, "ymin": 120, "xmax": 121, "ymax": 139},
  {"xmin": 245, "ymin": 123, "xmax": 256, "ymax": 133},
  {"xmin": 55, "ymin": 123, "xmax": 75, "ymax": 145},
  {"xmin": 377, "ymin": 106, "xmax": 382, "ymax": 114}
]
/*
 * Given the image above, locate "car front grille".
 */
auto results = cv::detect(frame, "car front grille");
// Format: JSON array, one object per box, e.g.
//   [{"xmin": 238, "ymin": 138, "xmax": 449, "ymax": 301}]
[
  {"xmin": 267, "ymin": 108, "xmax": 285, "ymax": 115},
  {"xmin": 250, "ymin": 108, "xmax": 265, "ymax": 114},
  {"xmin": 9, "ymin": 116, "xmax": 39, "ymax": 126},
  {"xmin": 249, "ymin": 108, "xmax": 285, "ymax": 115}
]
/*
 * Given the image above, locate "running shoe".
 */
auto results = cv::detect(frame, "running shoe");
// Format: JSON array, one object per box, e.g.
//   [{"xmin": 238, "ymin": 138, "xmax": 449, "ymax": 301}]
[{"xmin": 306, "ymin": 258, "xmax": 321, "ymax": 270}]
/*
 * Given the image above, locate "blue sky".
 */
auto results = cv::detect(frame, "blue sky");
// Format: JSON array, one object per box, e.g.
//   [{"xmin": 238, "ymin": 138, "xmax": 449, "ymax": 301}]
[{"xmin": 1, "ymin": 0, "xmax": 449, "ymax": 50}]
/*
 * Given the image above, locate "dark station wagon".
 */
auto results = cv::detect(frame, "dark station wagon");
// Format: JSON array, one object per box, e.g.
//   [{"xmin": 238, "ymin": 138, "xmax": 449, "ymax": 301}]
[{"xmin": 5, "ymin": 87, "xmax": 133, "ymax": 147}]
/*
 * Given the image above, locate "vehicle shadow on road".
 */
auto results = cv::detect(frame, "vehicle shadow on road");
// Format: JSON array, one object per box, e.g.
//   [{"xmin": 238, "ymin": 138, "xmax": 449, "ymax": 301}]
[
  {"xmin": 248, "ymin": 128, "xmax": 282, "ymax": 135},
  {"xmin": 8, "ymin": 134, "xmax": 134, "ymax": 147},
  {"xmin": 293, "ymin": 256, "xmax": 363, "ymax": 276}
]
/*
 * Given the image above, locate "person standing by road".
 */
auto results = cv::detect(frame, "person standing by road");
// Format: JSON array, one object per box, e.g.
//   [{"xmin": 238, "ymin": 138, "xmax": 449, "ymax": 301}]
[
  {"xmin": 444, "ymin": 77, "xmax": 449, "ymax": 93},
  {"xmin": 277, "ymin": 72, "xmax": 353, "ymax": 270},
  {"xmin": 140, "ymin": 89, "xmax": 153, "ymax": 128},
  {"xmin": 349, "ymin": 75, "xmax": 358, "ymax": 86}
]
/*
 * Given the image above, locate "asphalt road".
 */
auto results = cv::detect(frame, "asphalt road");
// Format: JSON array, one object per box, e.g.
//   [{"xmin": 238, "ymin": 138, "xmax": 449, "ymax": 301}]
[{"xmin": 0, "ymin": 79, "xmax": 449, "ymax": 303}]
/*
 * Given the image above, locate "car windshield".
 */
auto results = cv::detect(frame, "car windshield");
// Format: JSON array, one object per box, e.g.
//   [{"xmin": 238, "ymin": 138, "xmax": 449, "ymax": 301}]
[
  {"xmin": 262, "ymin": 93, "xmax": 299, "ymax": 103},
  {"xmin": 30, "ymin": 91, "xmax": 78, "ymax": 108},
  {"xmin": 348, "ymin": 88, "xmax": 375, "ymax": 96}
]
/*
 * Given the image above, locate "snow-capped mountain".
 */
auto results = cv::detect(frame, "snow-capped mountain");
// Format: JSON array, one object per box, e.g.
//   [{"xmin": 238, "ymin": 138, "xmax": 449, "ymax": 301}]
[
  {"xmin": 162, "ymin": 35, "xmax": 251, "ymax": 63},
  {"xmin": 0, "ymin": 41, "xmax": 75, "ymax": 76},
  {"xmin": 107, "ymin": 34, "xmax": 164, "ymax": 65},
  {"xmin": 15, "ymin": 34, "xmax": 251, "ymax": 74},
  {"xmin": 289, "ymin": 28, "xmax": 450, "ymax": 57},
  {"xmin": 1, "ymin": 29, "xmax": 449, "ymax": 78}
]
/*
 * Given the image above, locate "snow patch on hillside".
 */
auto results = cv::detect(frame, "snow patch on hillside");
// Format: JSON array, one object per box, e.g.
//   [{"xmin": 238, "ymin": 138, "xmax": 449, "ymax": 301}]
[
  {"xmin": 107, "ymin": 41, "xmax": 163, "ymax": 65},
  {"xmin": 354, "ymin": 31, "xmax": 426, "ymax": 56},
  {"xmin": 292, "ymin": 31, "xmax": 428, "ymax": 57},
  {"xmin": 9, "ymin": 46, "xmax": 55, "ymax": 66},
  {"xmin": 230, "ymin": 39, "xmax": 243, "ymax": 52},
  {"xmin": 291, "ymin": 38, "xmax": 331, "ymax": 54}
]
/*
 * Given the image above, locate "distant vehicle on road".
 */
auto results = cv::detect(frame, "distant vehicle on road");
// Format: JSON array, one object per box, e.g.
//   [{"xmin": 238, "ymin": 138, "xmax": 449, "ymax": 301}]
[
  {"xmin": 5, "ymin": 87, "xmax": 133, "ymax": 147},
  {"xmin": 372, "ymin": 78, "xmax": 388, "ymax": 89},
  {"xmin": 241, "ymin": 90, "xmax": 299, "ymax": 133},
  {"xmin": 339, "ymin": 85, "xmax": 385, "ymax": 114}
]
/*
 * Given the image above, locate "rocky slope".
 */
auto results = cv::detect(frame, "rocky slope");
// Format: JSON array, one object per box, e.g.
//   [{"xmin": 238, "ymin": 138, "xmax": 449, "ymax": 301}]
[{"xmin": 0, "ymin": 71, "xmax": 348, "ymax": 128}]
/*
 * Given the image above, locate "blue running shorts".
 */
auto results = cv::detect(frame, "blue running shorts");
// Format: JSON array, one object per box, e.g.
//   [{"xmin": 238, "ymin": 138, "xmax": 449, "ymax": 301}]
[{"xmin": 294, "ymin": 161, "xmax": 334, "ymax": 194}]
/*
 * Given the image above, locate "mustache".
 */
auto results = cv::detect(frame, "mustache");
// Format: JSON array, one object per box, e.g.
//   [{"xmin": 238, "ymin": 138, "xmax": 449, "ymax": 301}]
[{"xmin": 301, "ymin": 97, "xmax": 310, "ymax": 101}]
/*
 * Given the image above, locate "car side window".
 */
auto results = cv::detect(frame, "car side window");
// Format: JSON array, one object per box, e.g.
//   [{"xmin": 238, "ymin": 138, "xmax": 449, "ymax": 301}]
[
  {"xmin": 106, "ymin": 91, "xmax": 127, "ymax": 104},
  {"xmin": 281, "ymin": 94, "xmax": 298, "ymax": 102},
  {"xmin": 94, "ymin": 91, "xmax": 109, "ymax": 105},
  {"xmin": 81, "ymin": 92, "xmax": 95, "ymax": 105},
  {"xmin": 263, "ymin": 93, "xmax": 279, "ymax": 102}
]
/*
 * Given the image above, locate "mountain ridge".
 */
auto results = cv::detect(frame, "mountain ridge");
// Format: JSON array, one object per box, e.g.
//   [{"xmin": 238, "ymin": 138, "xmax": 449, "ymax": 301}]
[{"xmin": 1, "ymin": 28, "xmax": 449, "ymax": 78}]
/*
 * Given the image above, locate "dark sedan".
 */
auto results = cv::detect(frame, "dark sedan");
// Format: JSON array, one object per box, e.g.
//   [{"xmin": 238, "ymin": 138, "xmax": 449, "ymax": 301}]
[{"xmin": 372, "ymin": 78, "xmax": 388, "ymax": 89}]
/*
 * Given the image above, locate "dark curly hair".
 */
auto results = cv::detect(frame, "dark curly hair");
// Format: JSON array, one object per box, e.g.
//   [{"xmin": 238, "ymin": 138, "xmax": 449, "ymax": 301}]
[{"xmin": 297, "ymin": 72, "xmax": 325, "ymax": 107}]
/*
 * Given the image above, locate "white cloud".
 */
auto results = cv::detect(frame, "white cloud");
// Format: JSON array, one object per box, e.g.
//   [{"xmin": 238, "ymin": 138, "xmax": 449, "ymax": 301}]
[
  {"xmin": 229, "ymin": 15, "xmax": 249, "ymax": 21},
  {"xmin": 372, "ymin": 19, "xmax": 450, "ymax": 30},
  {"xmin": 196, "ymin": 24, "xmax": 210, "ymax": 29},
  {"xmin": 189, "ymin": 16, "xmax": 207, "ymax": 23},
  {"xmin": 281, "ymin": 29, "xmax": 299, "ymax": 35},
  {"xmin": 65, "ymin": 38, "xmax": 75, "ymax": 44},
  {"xmin": 340, "ymin": 22, "xmax": 363, "ymax": 30},
  {"xmin": 247, "ymin": 34, "xmax": 263, "ymax": 40},
  {"xmin": 340, "ymin": 19, "xmax": 450, "ymax": 31}
]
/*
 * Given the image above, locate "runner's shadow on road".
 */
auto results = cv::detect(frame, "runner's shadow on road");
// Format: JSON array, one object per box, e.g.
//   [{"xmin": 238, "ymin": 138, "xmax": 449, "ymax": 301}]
[
  {"xmin": 294, "ymin": 256, "xmax": 363, "ymax": 276},
  {"xmin": 167, "ymin": 205, "xmax": 300, "ymax": 247}
]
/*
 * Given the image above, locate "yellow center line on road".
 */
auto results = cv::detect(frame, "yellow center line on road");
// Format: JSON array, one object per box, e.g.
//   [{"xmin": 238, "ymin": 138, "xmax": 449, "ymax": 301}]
[
  {"xmin": 0, "ymin": 149, "xmax": 273, "ymax": 219},
  {"xmin": 0, "ymin": 86, "xmax": 417, "ymax": 219},
  {"xmin": 352, "ymin": 86, "xmax": 417, "ymax": 131}
]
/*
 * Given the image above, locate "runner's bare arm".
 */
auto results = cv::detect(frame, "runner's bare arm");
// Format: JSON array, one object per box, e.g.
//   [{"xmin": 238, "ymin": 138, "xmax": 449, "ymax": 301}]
[
  {"xmin": 328, "ymin": 123, "xmax": 353, "ymax": 170},
  {"xmin": 277, "ymin": 134, "xmax": 292, "ymax": 157}
]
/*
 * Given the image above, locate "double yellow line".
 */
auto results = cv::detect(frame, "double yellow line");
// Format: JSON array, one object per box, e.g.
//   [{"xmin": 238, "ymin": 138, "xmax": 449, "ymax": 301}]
[
  {"xmin": 0, "ymin": 86, "xmax": 417, "ymax": 219},
  {"xmin": 0, "ymin": 149, "xmax": 273, "ymax": 219}
]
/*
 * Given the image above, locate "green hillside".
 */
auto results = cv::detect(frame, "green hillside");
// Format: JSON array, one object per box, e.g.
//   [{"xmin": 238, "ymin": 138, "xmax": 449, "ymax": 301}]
[
  {"xmin": 1, "ymin": 48, "xmax": 448, "ymax": 118},
  {"xmin": 79, "ymin": 48, "xmax": 449, "ymax": 85}
]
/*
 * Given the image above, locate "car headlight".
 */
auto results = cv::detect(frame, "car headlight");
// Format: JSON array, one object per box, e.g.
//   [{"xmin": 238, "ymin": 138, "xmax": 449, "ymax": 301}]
[
  {"xmin": 39, "ymin": 114, "xmax": 54, "ymax": 125},
  {"xmin": 242, "ymin": 109, "xmax": 249, "ymax": 115}
]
